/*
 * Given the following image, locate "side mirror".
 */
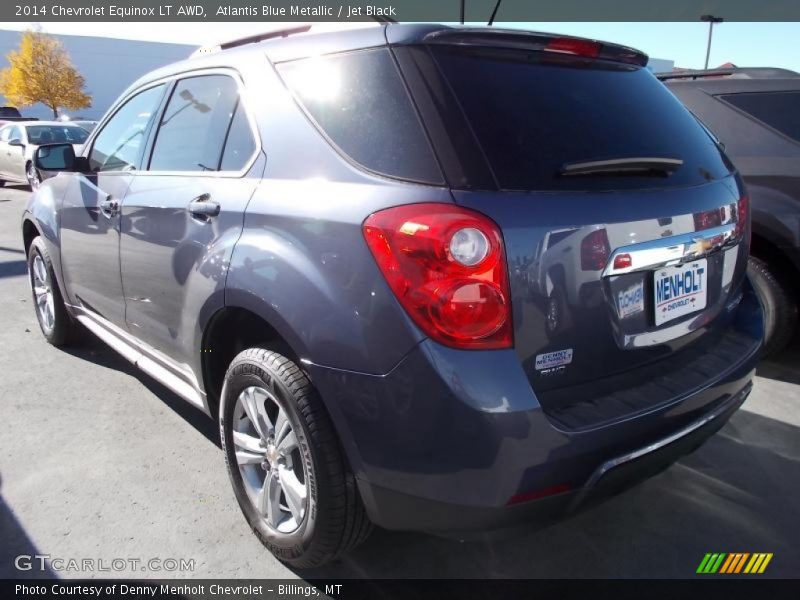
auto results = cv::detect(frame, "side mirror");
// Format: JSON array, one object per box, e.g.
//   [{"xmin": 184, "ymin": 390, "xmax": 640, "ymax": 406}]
[
  {"xmin": 8, "ymin": 138, "xmax": 23, "ymax": 147},
  {"xmin": 35, "ymin": 143, "xmax": 76, "ymax": 172}
]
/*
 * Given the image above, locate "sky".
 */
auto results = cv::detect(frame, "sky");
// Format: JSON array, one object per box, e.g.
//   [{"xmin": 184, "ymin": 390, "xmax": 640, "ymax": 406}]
[{"xmin": 0, "ymin": 21, "xmax": 798, "ymax": 72}]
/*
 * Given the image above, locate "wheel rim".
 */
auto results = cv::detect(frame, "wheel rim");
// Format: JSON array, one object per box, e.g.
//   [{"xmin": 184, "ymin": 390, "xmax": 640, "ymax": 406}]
[
  {"xmin": 31, "ymin": 254, "xmax": 55, "ymax": 332},
  {"xmin": 27, "ymin": 164, "xmax": 40, "ymax": 190},
  {"xmin": 233, "ymin": 386, "xmax": 308, "ymax": 534}
]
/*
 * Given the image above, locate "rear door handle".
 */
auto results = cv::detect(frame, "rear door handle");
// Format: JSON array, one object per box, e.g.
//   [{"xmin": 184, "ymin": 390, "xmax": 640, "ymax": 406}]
[
  {"xmin": 99, "ymin": 197, "xmax": 119, "ymax": 217},
  {"xmin": 187, "ymin": 194, "xmax": 220, "ymax": 220}
]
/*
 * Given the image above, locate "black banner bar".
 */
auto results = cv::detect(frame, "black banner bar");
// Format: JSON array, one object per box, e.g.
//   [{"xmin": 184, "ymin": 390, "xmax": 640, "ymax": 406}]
[
  {"xmin": 4, "ymin": 579, "xmax": 800, "ymax": 600},
  {"xmin": 3, "ymin": 0, "xmax": 800, "ymax": 22}
]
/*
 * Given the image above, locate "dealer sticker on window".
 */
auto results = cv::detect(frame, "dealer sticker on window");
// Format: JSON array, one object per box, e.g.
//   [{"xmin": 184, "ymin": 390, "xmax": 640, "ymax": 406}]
[
  {"xmin": 654, "ymin": 258, "xmax": 708, "ymax": 326},
  {"xmin": 535, "ymin": 348, "xmax": 573, "ymax": 371},
  {"xmin": 617, "ymin": 281, "xmax": 645, "ymax": 319}
]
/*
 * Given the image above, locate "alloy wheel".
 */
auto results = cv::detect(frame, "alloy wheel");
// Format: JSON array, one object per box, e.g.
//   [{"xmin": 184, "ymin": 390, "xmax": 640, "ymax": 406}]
[
  {"xmin": 232, "ymin": 386, "xmax": 308, "ymax": 534},
  {"xmin": 31, "ymin": 254, "xmax": 54, "ymax": 332}
]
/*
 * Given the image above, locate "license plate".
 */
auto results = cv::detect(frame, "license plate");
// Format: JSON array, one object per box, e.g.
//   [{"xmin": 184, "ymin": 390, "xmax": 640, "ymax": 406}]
[{"xmin": 653, "ymin": 259, "xmax": 708, "ymax": 326}]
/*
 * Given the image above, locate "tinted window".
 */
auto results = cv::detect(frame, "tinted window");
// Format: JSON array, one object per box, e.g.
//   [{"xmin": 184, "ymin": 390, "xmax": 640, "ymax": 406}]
[
  {"xmin": 431, "ymin": 46, "xmax": 732, "ymax": 191},
  {"xmin": 7, "ymin": 126, "xmax": 21, "ymax": 141},
  {"xmin": 220, "ymin": 102, "xmax": 256, "ymax": 171},
  {"xmin": 26, "ymin": 125, "xmax": 89, "ymax": 144},
  {"xmin": 278, "ymin": 49, "xmax": 442, "ymax": 184},
  {"xmin": 149, "ymin": 75, "xmax": 239, "ymax": 172},
  {"xmin": 547, "ymin": 229, "xmax": 578, "ymax": 248},
  {"xmin": 90, "ymin": 85, "xmax": 165, "ymax": 172},
  {"xmin": 719, "ymin": 91, "xmax": 800, "ymax": 143}
]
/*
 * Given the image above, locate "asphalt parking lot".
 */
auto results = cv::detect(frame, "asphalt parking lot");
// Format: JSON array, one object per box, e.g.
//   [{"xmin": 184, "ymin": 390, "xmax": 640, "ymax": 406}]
[{"xmin": 0, "ymin": 184, "xmax": 798, "ymax": 580}]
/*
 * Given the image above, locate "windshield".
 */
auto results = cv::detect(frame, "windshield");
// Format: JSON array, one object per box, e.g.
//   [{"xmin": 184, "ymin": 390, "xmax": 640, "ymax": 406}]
[
  {"xmin": 430, "ymin": 46, "xmax": 733, "ymax": 191},
  {"xmin": 26, "ymin": 125, "xmax": 89, "ymax": 145}
]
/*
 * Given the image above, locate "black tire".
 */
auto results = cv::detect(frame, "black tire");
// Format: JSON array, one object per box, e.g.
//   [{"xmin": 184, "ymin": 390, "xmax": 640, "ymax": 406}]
[
  {"xmin": 748, "ymin": 256, "xmax": 798, "ymax": 357},
  {"xmin": 27, "ymin": 236, "xmax": 79, "ymax": 346},
  {"xmin": 220, "ymin": 348, "xmax": 372, "ymax": 568}
]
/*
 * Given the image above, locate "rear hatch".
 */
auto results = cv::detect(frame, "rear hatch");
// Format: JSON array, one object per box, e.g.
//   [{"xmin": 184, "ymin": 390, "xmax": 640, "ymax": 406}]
[{"xmin": 393, "ymin": 30, "xmax": 751, "ymax": 399}]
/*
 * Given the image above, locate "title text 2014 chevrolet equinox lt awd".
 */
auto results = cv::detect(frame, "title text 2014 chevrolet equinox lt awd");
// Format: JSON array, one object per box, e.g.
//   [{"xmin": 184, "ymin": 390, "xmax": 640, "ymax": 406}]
[{"xmin": 22, "ymin": 25, "xmax": 763, "ymax": 567}]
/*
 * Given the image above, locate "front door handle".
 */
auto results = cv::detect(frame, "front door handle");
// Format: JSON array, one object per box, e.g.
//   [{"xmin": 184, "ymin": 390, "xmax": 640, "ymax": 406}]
[
  {"xmin": 187, "ymin": 194, "xmax": 220, "ymax": 221},
  {"xmin": 99, "ymin": 197, "xmax": 119, "ymax": 217}
]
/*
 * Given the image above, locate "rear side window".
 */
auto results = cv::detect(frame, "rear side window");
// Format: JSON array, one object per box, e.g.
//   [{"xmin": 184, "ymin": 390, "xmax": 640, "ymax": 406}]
[
  {"xmin": 220, "ymin": 102, "xmax": 256, "ymax": 171},
  {"xmin": 149, "ymin": 75, "xmax": 242, "ymax": 172},
  {"xmin": 718, "ymin": 91, "xmax": 800, "ymax": 143},
  {"xmin": 277, "ymin": 49, "xmax": 443, "ymax": 185},
  {"xmin": 430, "ymin": 46, "xmax": 732, "ymax": 191}
]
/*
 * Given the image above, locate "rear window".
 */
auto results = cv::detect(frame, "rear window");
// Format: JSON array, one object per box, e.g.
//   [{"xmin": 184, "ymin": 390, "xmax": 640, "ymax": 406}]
[
  {"xmin": 26, "ymin": 125, "xmax": 89, "ymax": 145},
  {"xmin": 718, "ymin": 91, "xmax": 800, "ymax": 143},
  {"xmin": 277, "ymin": 49, "xmax": 443, "ymax": 185},
  {"xmin": 430, "ymin": 46, "xmax": 732, "ymax": 191}
]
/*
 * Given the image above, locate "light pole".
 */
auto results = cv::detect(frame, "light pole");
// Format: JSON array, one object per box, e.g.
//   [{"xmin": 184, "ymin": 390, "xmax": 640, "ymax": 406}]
[{"xmin": 701, "ymin": 15, "xmax": 724, "ymax": 70}]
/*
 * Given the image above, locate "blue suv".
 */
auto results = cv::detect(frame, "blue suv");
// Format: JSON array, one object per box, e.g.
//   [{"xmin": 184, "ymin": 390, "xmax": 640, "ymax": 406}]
[{"xmin": 22, "ymin": 24, "xmax": 762, "ymax": 567}]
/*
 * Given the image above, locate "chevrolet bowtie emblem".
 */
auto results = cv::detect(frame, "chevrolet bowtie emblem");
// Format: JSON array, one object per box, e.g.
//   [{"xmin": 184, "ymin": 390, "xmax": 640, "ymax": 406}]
[{"xmin": 685, "ymin": 236, "xmax": 716, "ymax": 258}]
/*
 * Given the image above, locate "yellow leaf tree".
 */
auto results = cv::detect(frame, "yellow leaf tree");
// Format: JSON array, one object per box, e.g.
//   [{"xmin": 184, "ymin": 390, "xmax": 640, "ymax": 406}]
[{"xmin": 0, "ymin": 30, "xmax": 91, "ymax": 119}]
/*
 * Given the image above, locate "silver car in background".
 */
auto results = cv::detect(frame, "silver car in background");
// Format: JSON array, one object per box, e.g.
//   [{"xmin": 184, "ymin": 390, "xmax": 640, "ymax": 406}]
[{"xmin": 0, "ymin": 121, "xmax": 89, "ymax": 189}]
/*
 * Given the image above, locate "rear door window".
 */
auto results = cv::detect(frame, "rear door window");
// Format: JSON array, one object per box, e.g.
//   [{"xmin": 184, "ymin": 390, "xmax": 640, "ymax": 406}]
[
  {"xmin": 429, "ymin": 46, "xmax": 732, "ymax": 191},
  {"xmin": 277, "ymin": 49, "xmax": 443, "ymax": 185},
  {"xmin": 718, "ymin": 91, "xmax": 800, "ymax": 143},
  {"xmin": 149, "ymin": 75, "xmax": 241, "ymax": 172}
]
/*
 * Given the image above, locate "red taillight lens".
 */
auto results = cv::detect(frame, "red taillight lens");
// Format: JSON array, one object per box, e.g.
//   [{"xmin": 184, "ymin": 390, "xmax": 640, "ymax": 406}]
[
  {"xmin": 363, "ymin": 203, "xmax": 512, "ymax": 350},
  {"xmin": 613, "ymin": 253, "xmax": 632, "ymax": 270},
  {"xmin": 545, "ymin": 37, "xmax": 601, "ymax": 59},
  {"xmin": 507, "ymin": 483, "xmax": 572, "ymax": 506},
  {"xmin": 735, "ymin": 195, "xmax": 750, "ymax": 247},
  {"xmin": 580, "ymin": 228, "xmax": 610, "ymax": 271}
]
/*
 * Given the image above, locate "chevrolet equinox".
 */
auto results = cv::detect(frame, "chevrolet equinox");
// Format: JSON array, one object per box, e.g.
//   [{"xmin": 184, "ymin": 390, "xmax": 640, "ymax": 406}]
[{"xmin": 22, "ymin": 24, "xmax": 763, "ymax": 567}]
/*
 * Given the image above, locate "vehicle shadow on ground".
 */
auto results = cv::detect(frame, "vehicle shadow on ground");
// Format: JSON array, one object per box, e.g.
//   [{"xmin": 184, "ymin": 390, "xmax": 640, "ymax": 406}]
[
  {"xmin": 0, "ymin": 260, "xmax": 27, "ymax": 279},
  {"xmin": 62, "ymin": 332, "xmax": 221, "ymax": 449},
  {"xmin": 296, "ymin": 408, "xmax": 800, "ymax": 579},
  {"xmin": 0, "ymin": 475, "xmax": 57, "ymax": 579}
]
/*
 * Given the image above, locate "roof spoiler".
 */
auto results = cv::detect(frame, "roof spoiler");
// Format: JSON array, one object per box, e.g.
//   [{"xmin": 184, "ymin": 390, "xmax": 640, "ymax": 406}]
[
  {"xmin": 423, "ymin": 28, "xmax": 649, "ymax": 67},
  {"xmin": 657, "ymin": 67, "xmax": 800, "ymax": 81}
]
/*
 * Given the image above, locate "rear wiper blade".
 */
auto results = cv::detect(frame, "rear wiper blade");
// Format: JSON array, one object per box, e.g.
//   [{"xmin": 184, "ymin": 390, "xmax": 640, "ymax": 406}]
[{"xmin": 560, "ymin": 157, "xmax": 683, "ymax": 177}]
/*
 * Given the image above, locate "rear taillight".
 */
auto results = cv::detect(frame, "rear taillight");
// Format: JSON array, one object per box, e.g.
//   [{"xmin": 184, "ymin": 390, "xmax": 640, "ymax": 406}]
[
  {"xmin": 580, "ymin": 228, "xmax": 610, "ymax": 271},
  {"xmin": 735, "ymin": 195, "xmax": 750, "ymax": 247},
  {"xmin": 363, "ymin": 203, "xmax": 512, "ymax": 350}
]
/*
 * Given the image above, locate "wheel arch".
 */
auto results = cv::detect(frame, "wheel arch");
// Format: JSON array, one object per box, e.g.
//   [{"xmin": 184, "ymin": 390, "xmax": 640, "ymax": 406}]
[
  {"xmin": 22, "ymin": 216, "xmax": 40, "ymax": 255},
  {"xmin": 200, "ymin": 302, "xmax": 307, "ymax": 417}
]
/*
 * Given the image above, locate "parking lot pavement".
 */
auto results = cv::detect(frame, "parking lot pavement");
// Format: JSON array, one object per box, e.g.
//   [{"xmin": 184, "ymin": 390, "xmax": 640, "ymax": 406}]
[{"xmin": 0, "ymin": 184, "xmax": 798, "ymax": 580}]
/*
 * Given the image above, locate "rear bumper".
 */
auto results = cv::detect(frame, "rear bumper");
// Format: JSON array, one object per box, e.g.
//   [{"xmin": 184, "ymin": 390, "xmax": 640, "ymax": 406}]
[
  {"xmin": 308, "ymin": 285, "xmax": 762, "ymax": 534},
  {"xmin": 363, "ymin": 382, "xmax": 750, "ymax": 534}
]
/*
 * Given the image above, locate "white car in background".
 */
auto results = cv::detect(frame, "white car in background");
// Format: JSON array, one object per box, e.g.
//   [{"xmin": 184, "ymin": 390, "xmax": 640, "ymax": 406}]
[{"xmin": 0, "ymin": 121, "xmax": 89, "ymax": 189}]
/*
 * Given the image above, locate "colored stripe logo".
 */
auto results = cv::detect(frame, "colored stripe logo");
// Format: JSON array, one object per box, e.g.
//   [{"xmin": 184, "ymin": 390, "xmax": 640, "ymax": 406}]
[{"xmin": 697, "ymin": 553, "xmax": 773, "ymax": 574}]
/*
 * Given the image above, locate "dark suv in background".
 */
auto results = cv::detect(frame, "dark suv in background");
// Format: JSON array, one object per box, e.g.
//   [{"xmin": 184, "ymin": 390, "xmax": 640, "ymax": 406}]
[
  {"xmin": 22, "ymin": 25, "xmax": 762, "ymax": 568},
  {"xmin": 663, "ymin": 68, "xmax": 800, "ymax": 355}
]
